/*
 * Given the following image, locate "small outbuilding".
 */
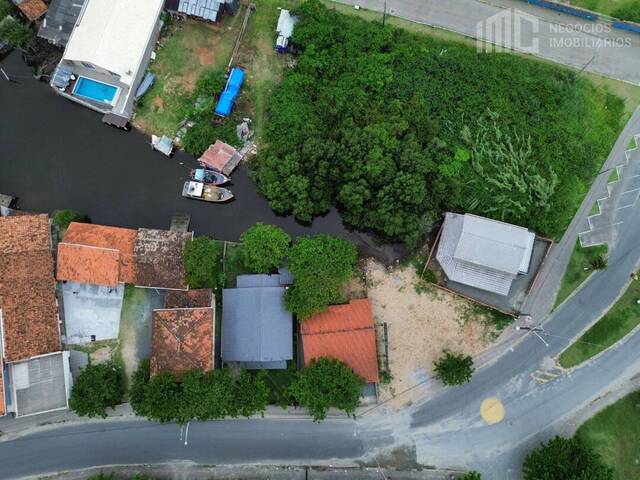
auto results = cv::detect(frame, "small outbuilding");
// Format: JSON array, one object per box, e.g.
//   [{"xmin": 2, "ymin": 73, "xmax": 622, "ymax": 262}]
[
  {"xmin": 222, "ymin": 274, "xmax": 293, "ymax": 369},
  {"xmin": 436, "ymin": 213, "xmax": 535, "ymax": 296},
  {"xmin": 12, "ymin": 0, "xmax": 47, "ymax": 22},
  {"xmin": 177, "ymin": 0, "xmax": 224, "ymax": 22},
  {"xmin": 198, "ymin": 139, "xmax": 240, "ymax": 176}
]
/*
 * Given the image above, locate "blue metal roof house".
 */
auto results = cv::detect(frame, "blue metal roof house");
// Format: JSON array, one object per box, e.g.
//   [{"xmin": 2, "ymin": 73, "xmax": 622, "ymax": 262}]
[
  {"xmin": 214, "ymin": 66, "xmax": 245, "ymax": 117},
  {"xmin": 221, "ymin": 274, "xmax": 293, "ymax": 369}
]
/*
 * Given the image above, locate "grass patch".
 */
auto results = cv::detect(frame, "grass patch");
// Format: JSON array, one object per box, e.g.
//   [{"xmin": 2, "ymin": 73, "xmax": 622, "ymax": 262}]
[
  {"xmin": 629, "ymin": 137, "xmax": 638, "ymax": 150},
  {"xmin": 559, "ymin": 277, "xmax": 640, "ymax": 368},
  {"xmin": 589, "ymin": 202, "xmax": 601, "ymax": 216},
  {"xmin": 569, "ymin": 0, "xmax": 632, "ymax": 17},
  {"xmin": 576, "ymin": 390, "xmax": 640, "ymax": 479},
  {"xmin": 473, "ymin": 305, "xmax": 514, "ymax": 338},
  {"xmin": 133, "ymin": 16, "xmax": 242, "ymax": 136},
  {"xmin": 608, "ymin": 168, "xmax": 619, "ymax": 182},
  {"xmin": 555, "ymin": 241, "xmax": 609, "ymax": 308}
]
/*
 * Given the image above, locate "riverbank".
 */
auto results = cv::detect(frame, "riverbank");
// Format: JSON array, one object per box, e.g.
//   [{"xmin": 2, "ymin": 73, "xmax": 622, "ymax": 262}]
[{"xmin": 0, "ymin": 51, "xmax": 403, "ymax": 263}]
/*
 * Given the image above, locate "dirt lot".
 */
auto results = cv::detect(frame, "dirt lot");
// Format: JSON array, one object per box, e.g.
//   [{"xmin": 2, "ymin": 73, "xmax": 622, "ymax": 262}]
[{"xmin": 365, "ymin": 259, "xmax": 503, "ymax": 407}]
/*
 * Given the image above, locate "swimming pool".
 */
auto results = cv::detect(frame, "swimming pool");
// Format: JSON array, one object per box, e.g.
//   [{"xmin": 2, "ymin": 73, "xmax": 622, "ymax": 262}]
[{"xmin": 73, "ymin": 76, "xmax": 119, "ymax": 105}]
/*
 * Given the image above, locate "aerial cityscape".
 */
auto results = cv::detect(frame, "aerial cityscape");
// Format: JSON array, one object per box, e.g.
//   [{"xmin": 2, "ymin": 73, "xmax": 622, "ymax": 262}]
[{"xmin": 1, "ymin": 0, "xmax": 639, "ymax": 479}]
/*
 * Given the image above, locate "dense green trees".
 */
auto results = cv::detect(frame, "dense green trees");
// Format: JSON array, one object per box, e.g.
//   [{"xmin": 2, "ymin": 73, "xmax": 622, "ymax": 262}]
[
  {"xmin": 69, "ymin": 362, "xmax": 124, "ymax": 418},
  {"xmin": 433, "ymin": 351, "xmax": 474, "ymax": 386},
  {"xmin": 181, "ymin": 237, "xmax": 225, "ymax": 289},
  {"xmin": 257, "ymin": 0, "xmax": 623, "ymax": 245},
  {"xmin": 240, "ymin": 223, "xmax": 291, "ymax": 273},
  {"xmin": 52, "ymin": 209, "xmax": 89, "ymax": 230},
  {"xmin": 523, "ymin": 436, "xmax": 613, "ymax": 480},
  {"xmin": 0, "ymin": 15, "xmax": 32, "ymax": 48},
  {"xmin": 288, "ymin": 357, "xmax": 364, "ymax": 421},
  {"xmin": 129, "ymin": 362, "xmax": 269, "ymax": 423},
  {"xmin": 285, "ymin": 234, "xmax": 357, "ymax": 319},
  {"xmin": 459, "ymin": 473, "xmax": 482, "ymax": 480}
]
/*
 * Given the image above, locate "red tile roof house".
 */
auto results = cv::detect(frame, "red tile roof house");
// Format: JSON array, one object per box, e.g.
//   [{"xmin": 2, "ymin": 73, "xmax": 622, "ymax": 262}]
[
  {"xmin": 301, "ymin": 299, "xmax": 379, "ymax": 396},
  {"xmin": 151, "ymin": 289, "xmax": 215, "ymax": 376},
  {"xmin": 0, "ymin": 214, "xmax": 72, "ymax": 417},
  {"xmin": 56, "ymin": 222, "xmax": 193, "ymax": 344}
]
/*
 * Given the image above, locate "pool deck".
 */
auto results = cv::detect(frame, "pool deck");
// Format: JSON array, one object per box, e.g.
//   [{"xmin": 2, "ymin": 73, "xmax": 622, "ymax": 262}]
[{"xmin": 58, "ymin": 74, "xmax": 130, "ymax": 117}]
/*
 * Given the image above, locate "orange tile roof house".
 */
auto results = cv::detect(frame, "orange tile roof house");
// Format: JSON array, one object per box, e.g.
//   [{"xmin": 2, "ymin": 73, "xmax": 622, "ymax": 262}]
[
  {"xmin": 0, "ymin": 214, "xmax": 72, "ymax": 417},
  {"xmin": 300, "ymin": 299, "xmax": 379, "ymax": 384},
  {"xmin": 151, "ymin": 289, "xmax": 215, "ymax": 376},
  {"xmin": 13, "ymin": 0, "xmax": 48, "ymax": 22},
  {"xmin": 57, "ymin": 222, "xmax": 191, "ymax": 289}
]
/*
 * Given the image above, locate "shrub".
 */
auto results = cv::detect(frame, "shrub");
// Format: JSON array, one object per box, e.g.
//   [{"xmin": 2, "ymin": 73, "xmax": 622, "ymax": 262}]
[
  {"xmin": 52, "ymin": 209, "xmax": 89, "ymax": 230},
  {"xmin": 523, "ymin": 436, "xmax": 613, "ymax": 480},
  {"xmin": 240, "ymin": 223, "xmax": 291, "ymax": 273},
  {"xmin": 433, "ymin": 350, "xmax": 474, "ymax": 386},
  {"xmin": 612, "ymin": 0, "xmax": 640, "ymax": 23},
  {"xmin": 459, "ymin": 473, "xmax": 482, "ymax": 480},
  {"xmin": 0, "ymin": 0, "xmax": 15, "ymax": 19},
  {"xmin": 288, "ymin": 357, "xmax": 364, "ymax": 421},
  {"xmin": 257, "ymin": 0, "xmax": 623, "ymax": 244},
  {"xmin": 129, "ymin": 359, "xmax": 150, "ymax": 417},
  {"xmin": 0, "ymin": 16, "xmax": 32, "ymax": 48},
  {"xmin": 69, "ymin": 361, "xmax": 124, "ymax": 418},
  {"xmin": 285, "ymin": 235, "xmax": 358, "ymax": 319},
  {"xmin": 181, "ymin": 237, "xmax": 225, "ymax": 289}
]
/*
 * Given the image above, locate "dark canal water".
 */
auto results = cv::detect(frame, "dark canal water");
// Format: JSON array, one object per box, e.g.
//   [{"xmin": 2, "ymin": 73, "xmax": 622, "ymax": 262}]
[{"xmin": 0, "ymin": 52, "xmax": 402, "ymax": 262}]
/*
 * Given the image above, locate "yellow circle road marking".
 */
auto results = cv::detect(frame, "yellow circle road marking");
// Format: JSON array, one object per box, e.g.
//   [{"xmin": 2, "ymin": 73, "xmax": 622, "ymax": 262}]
[{"xmin": 480, "ymin": 397, "xmax": 505, "ymax": 425}]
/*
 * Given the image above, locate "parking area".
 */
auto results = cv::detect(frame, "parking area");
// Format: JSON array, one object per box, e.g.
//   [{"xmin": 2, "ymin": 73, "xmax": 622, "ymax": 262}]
[
  {"xmin": 11, "ymin": 353, "xmax": 70, "ymax": 417},
  {"xmin": 61, "ymin": 281, "xmax": 124, "ymax": 344}
]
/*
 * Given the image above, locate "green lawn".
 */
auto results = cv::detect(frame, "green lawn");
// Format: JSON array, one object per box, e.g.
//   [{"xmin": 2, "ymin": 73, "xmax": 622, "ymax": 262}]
[
  {"xmin": 589, "ymin": 202, "xmax": 601, "ymax": 216},
  {"xmin": 133, "ymin": 16, "xmax": 242, "ymax": 136},
  {"xmin": 555, "ymin": 241, "xmax": 608, "ymax": 308},
  {"xmin": 608, "ymin": 168, "xmax": 620, "ymax": 182},
  {"xmin": 576, "ymin": 390, "xmax": 640, "ymax": 479},
  {"xmin": 559, "ymin": 277, "xmax": 640, "ymax": 368}
]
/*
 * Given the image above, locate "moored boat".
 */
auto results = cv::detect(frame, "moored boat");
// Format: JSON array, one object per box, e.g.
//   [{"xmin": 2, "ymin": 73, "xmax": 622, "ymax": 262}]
[
  {"xmin": 189, "ymin": 168, "xmax": 230, "ymax": 186},
  {"xmin": 182, "ymin": 181, "xmax": 234, "ymax": 203}
]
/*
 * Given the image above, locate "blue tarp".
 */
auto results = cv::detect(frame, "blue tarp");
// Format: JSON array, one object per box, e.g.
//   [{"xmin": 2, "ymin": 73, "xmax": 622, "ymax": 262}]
[
  {"xmin": 214, "ymin": 67, "xmax": 245, "ymax": 117},
  {"xmin": 613, "ymin": 21, "xmax": 640, "ymax": 34},
  {"xmin": 526, "ymin": 0, "xmax": 598, "ymax": 21}
]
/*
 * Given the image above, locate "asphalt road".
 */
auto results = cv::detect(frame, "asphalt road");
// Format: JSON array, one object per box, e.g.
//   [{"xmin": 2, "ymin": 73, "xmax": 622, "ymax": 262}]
[
  {"xmin": 334, "ymin": 0, "xmax": 640, "ymax": 85},
  {"xmin": 0, "ymin": 419, "xmax": 367, "ymax": 479}
]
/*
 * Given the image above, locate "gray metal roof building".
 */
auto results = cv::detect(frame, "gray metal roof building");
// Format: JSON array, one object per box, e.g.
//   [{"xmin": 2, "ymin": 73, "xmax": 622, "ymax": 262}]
[
  {"xmin": 436, "ymin": 213, "xmax": 535, "ymax": 296},
  {"xmin": 222, "ymin": 277, "xmax": 293, "ymax": 369},
  {"xmin": 178, "ymin": 0, "xmax": 223, "ymax": 22},
  {"xmin": 37, "ymin": 0, "xmax": 86, "ymax": 47}
]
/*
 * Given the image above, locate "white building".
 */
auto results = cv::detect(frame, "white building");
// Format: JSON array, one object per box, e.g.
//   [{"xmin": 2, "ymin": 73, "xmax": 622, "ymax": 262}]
[
  {"xmin": 50, "ymin": 0, "xmax": 164, "ymax": 124},
  {"xmin": 436, "ymin": 213, "xmax": 536, "ymax": 296}
]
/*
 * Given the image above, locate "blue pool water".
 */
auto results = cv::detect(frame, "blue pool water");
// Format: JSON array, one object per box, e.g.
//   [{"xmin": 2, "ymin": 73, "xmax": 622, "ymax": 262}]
[{"xmin": 73, "ymin": 77, "xmax": 118, "ymax": 104}]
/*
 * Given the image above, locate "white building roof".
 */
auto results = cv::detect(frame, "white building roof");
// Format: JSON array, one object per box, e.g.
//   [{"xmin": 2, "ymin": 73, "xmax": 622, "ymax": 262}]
[
  {"xmin": 436, "ymin": 213, "xmax": 535, "ymax": 296},
  {"xmin": 62, "ymin": 0, "xmax": 163, "ymax": 87}
]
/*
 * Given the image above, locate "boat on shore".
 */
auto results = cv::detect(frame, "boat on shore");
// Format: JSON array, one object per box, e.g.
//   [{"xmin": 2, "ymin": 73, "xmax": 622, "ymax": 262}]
[
  {"xmin": 151, "ymin": 135, "xmax": 174, "ymax": 156},
  {"xmin": 189, "ymin": 168, "xmax": 230, "ymax": 186},
  {"xmin": 182, "ymin": 181, "xmax": 234, "ymax": 203}
]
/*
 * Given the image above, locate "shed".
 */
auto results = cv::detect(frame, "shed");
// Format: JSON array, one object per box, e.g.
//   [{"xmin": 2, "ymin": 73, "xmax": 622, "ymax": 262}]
[
  {"xmin": 178, "ymin": 0, "xmax": 223, "ymax": 22},
  {"xmin": 12, "ymin": 0, "xmax": 47, "ymax": 22},
  {"xmin": 436, "ymin": 213, "xmax": 536, "ymax": 296},
  {"xmin": 198, "ymin": 139, "xmax": 239, "ymax": 175},
  {"xmin": 222, "ymin": 279, "xmax": 293, "ymax": 369},
  {"xmin": 37, "ymin": 0, "xmax": 86, "ymax": 46}
]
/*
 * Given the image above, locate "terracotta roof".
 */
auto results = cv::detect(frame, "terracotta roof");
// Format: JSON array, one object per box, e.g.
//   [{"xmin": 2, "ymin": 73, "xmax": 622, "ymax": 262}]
[
  {"xmin": 133, "ymin": 229, "xmax": 191, "ymax": 289},
  {"xmin": 57, "ymin": 223, "xmax": 137, "ymax": 287},
  {"xmin": 165, "ymin": 289, "xmax": 213, "ymax": 309},
  {"xmin": 301, "ymin": 299, "xmax": 379, "ymax": 383},
  {"xmin": 151, "ymin": 307, "xmax": 214, "ymax": 375},
  {"xmin": 0, "ymin": 215, "xmax": 61, "ymax": 363},
  {"xmin": 198, "ymin": 140, "xmax": 236, "ymax": 172},
  {"xmin": 17, "ymin": 0, "xmax": 48, "ymax": 21}
]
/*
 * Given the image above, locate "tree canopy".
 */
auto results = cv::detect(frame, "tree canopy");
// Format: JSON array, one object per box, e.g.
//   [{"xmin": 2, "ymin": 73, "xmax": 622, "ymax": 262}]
[
  {"xmin": 523, "ymin": 436, "xmax": 613, "ymax": 480},
  {"xmin": 284, "ymin": 234, "xmax": 357, "ymax": 319},
  {"xmin": 288, "ymin": 357, "xmax": 364, "ymax": 421},
  {"xmin": 129, "ymin": 362, "xmax": 269, "ymax": 423},
  {"xmin": 433, "ymin": 350, "xmax": 474, "ymax": 386},
  {"xmin": 257, "ymin": 0, "xmax": 623, "ymax": 245},
  {"xmin": 181, "ymin": 237, "xmax": 225, "ymax": 289},
  {"xmin": 240, "ymin": 223, "xmax": 291, "ymax": 273},
  {"xmin": 69, "ymin": 361, "xmax": 124, "ymax": 418}
]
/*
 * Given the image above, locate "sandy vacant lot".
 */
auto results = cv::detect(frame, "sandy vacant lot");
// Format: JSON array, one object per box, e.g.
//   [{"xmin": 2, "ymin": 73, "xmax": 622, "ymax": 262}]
[{"xmin": 365, "ymin": 259, "xmax": 498, "ymax": 407}]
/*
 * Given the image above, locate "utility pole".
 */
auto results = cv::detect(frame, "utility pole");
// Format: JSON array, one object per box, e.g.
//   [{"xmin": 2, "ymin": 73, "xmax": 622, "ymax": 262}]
[{"xmin": 382, "ymin": 0, "xmax": 387, "ymax": 27}]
